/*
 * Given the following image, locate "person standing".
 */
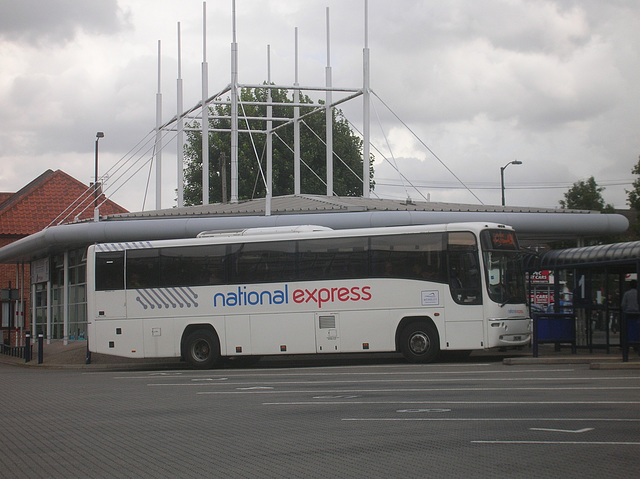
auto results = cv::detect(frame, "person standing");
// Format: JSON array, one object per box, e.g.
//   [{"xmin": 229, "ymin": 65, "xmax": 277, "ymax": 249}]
[
  {"xmin": 621, "ymin": 280, "xmax": 639, "ymax": 313},
  {"xmin": 621, "ymin": 280, "xmax": 640, "ymax": 355}
]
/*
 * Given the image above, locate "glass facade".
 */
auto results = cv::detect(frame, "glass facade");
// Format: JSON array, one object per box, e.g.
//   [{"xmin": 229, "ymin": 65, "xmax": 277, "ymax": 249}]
[
  {"xmin": 68, "ymin": 249, "xmax": 87, "ymax": 340},
  {"xmin": 34, "ymin": 282, "xmax": 47, "ymax": 336},
  {"xmin": 32, "ymin": 248, "xmax": 87, "ymax": 340}
]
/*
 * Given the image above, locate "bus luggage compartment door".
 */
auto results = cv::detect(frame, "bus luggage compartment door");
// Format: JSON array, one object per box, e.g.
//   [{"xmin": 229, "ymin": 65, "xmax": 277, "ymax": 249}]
[
  {"xmin": 94, "ymin": 290, "xmax": 126, "ymax": 319},
  {"xmin": 316, "ymin": 313, "xmax": 340, "ymax": 353}
]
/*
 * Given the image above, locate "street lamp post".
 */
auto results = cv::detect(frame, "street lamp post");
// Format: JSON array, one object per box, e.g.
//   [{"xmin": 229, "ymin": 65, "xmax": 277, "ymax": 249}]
[
  {"xmin": 500, "ymin": 160, "xmax": 522, "ymax": 206},
  {"xmin": 94, "ymin": 132, "xmax": 104, "ymax": 221}
]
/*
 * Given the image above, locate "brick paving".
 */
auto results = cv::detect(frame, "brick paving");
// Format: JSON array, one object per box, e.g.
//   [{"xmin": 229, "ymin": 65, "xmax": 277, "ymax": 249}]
[{"xmin": 1, "ymin": 348, "xmax": 639, "ymax": 478}]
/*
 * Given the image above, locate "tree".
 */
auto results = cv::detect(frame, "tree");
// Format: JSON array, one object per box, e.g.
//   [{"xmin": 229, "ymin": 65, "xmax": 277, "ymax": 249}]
[
  {"xmin": 625, "ymin": 156, "xmax": 640, "ymax": 237},
  {"xmin": 550, "ymin": 176, "xmax": 617, "ymax": 248},
  {"xmin": 559, "ymin": 176, "xmax": 614, "ymax": 212},
  {"xmin": 182, "ymin": 86, "xmax": 374, "ymax": 205},
  {"xmin": 627, "ymin": 156, "xmax": 640, "ymax": 210}
]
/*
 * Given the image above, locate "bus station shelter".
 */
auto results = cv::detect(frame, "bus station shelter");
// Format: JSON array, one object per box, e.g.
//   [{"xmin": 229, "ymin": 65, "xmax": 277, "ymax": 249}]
[{"xmin": 523, "ymin": 241, "xmax": 640, "ymax": 358}]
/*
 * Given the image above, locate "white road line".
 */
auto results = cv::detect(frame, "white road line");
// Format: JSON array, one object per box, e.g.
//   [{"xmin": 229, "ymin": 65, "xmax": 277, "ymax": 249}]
[
  {"xmin": 263, "ymin": 400, "xmax": 640, "ymax": 405},
  {"xmin": 342, "ymin": 418, "xmax": 640, "ymax": 422},
  {"xmin": 113, "ymin": 368, "xmax": 578, "ymax": 380},
  {"xmin": 472, "ymin": 441, "xmax": 640, "ymax": 445},
  {"xmin": 105, "ymin": 363, "xmax": 502, "ymax": 378},
  {"xmin": 530, "ymin": 427, "xmax": 594, "ymax": 433},
  {"xmin": 148, "ymin": 376, "xmax": 640, "ymax": 387},
  {"xmin": 194, "ymin": 386, "xmax": 640, "ymax": 394}
]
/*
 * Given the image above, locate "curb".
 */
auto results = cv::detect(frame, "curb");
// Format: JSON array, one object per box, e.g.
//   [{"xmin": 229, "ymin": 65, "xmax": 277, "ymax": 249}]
[
  {"xmin": 589, "ymin": 362, "xmax": 640, "ymax": 370},
  {"xmin": 503, "ymin": 356, "xmax": 640, "ymax": 369},
  {"xmin": 4, "ymin": 350, "xmax": 640, "ymax": 370},
  {"xmin": 0, "ymin": 355, "xmax": 185, "ymax": 372}
]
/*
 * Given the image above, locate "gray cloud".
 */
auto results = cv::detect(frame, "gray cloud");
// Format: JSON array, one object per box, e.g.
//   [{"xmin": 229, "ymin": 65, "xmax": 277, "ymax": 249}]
[
  {"xmin": 0, "ymin": 0, "xmax": 130, "ymax": 45},
  {"xmin": 0, "ymin": 0, "xmax": 638, "ymax": 212}
]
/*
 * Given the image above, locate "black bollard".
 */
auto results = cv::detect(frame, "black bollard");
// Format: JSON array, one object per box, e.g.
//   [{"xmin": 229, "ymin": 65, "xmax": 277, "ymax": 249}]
[
  {"xmin": 37, "ymin": 333, "xmax": 44, "ymax": 364},
  {"xmin": 86, "ymin": 337, "xmax": 91, "ymax": 365},
  {"xmin": 25, "ymin": 332, "xmax": 31, "ymax": 363}
]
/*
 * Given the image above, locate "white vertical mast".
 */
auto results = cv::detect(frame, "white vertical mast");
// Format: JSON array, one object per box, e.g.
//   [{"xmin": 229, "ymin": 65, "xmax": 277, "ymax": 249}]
[
  {"xmin": 155, "ymin": 40, "xmax": 163, "ymax": 210},
  {"xmin": 201, "ymin": 2, "xmax": 210, "ymax": 205},
  {"xmin": 294, "ymin": 27, "xmax": 301, "ymax": 195},
  {"xmin": 230, "ymin": 0, "xmax": 239, "ymax": 203},
  {"xmin": 176, "ymin": 22, "xmax": 184, "ymax": 208},
  {"xmin": 266, "ymin": 45, "xmax": 272, "ymax": 216},
  {"xmin": 362, "ymin": 0, "xmax": 371, "ymax": 198},
  {"xmin": 325, "ymin": 7, "xmax": 333, "ymax": 196}
]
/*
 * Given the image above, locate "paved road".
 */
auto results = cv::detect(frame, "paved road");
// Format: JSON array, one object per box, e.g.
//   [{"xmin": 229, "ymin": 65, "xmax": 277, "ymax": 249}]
[{"xmin": 1, "ymin": 359, "xmax": 639, "ymax": 478}]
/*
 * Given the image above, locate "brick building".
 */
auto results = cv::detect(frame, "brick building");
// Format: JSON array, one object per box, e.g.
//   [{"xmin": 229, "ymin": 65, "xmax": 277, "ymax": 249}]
[{"xmin": 0, "ymin": 170, "xmax": 127, "ymax": 345}]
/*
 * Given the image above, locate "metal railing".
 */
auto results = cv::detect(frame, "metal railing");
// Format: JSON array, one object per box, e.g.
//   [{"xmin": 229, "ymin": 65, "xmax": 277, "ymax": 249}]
[{"xmin": 0, "ymin": 341, "xmax": 33, "ymax": 360}]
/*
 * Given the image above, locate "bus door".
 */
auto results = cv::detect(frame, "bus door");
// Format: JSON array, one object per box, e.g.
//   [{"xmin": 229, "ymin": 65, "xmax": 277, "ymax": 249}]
[
  {"xmin": 315, "ymin": 312, "xmax": 341, "ymax": 353},
  {"xmin": 94, "ymin": 251, "xmax": 126, "ymax": 320},
  {"xmin": 444, "ymin": 232, "xmax": 485, "ymax": 350}
]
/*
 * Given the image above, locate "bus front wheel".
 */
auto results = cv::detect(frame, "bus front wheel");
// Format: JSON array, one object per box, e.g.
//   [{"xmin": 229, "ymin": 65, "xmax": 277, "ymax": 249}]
[
  {"xmin": 184, "ymin": 328, "xmax": 220, "ymax": 369},
  {"xmin": 399, "ymin": 321, "xmax": 440, "ymax": 363}
]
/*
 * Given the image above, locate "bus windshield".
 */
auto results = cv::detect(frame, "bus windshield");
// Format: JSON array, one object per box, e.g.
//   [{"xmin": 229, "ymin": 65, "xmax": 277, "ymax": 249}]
[{"xmin": 480, "ymin": 230, "xmax": 527, "ymax": 305}]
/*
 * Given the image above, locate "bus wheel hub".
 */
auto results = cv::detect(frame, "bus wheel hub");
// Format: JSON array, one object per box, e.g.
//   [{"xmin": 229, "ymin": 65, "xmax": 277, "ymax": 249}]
[{"xmin": 409, "ymin": 332, "xmax": 429, "ymax": 354}]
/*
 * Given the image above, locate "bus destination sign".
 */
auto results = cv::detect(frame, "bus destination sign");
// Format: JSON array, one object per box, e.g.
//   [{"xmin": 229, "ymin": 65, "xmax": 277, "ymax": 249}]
[{"xmin": 489, "ymin": 231, "xmax": 517, "ymax": 250}]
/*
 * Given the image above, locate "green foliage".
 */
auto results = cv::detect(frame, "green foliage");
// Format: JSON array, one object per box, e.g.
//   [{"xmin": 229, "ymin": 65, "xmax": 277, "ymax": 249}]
[
  {"xmin": 559, "ymin": 176, "xmax": 613, "ymax": 212},
  {"xmin": 183, "ymin": 86, "xmax": 373, "ymax": 205},
  {"xmin": 627, "ymin": 156, "xmax": 640, "ymax": 210},
  {"xmin": 625, "ymin": 155, "xmax": 640, "ymax": 237}
]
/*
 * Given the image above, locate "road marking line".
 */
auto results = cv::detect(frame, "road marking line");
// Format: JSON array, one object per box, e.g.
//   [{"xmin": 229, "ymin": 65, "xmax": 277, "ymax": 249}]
[
  {"xmin": 111, "ymin": 368, "xmax": 581, "ymax": 380},
  {"xmin": 188, "ymin": 376, "xmax": 631, "ymax": 387},
  {"xmin": 530, "ymin": 427, "xmax": 594, "ymax": 433},
  {"xmin": 397, "ymin": 408, "xmax": 451, "ymax": 413},
  {"xmin": 263, "ymin": 400, "xmax": 640, "ymax": 405},
  {"xmin": 194, "ymin": 386, "xmax": 640, "ymax": 393},
  {"xmin": 472, "ymin": 441, "xmax": 640, "ymax": 445},
  {"xmin": 342, "ymin": 418, "xmax": 640, "ymax": 422}
]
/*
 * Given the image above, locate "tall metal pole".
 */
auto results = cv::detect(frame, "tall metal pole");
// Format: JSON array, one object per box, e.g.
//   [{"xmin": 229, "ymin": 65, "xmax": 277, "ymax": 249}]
[
  {"xmin": 294, "ymin": 27, "xmax": 301, "ymax": 195},
  {"xmin": 202, "ymin": 2, "xmax": 210, "ymax": 205},
  {"xmin": 266, "ymin": 45, "xmax": 272, "ymax": 216},
  {"xmin": 325, "ymin": 7, "xmax": 333, "ymax": 196},
  {"xmin": 94, "ymin": 131, "xmax": 104, "ymax": 222},
  {"xmin": 500, "ymin": 160, "xmax": 522, "ymax": 206},
  {"xmin": 500, "ymin": 167, "xmax": 505, "ymax": 206},
  {"xmin": 177, "ymin": 22, "xmax": 184, "ymax": 208},
  {"xmin": 230, "ymin": 0, "xmax": 239, "ymax": 203},
  {"xmin": 155, "ymin": 40, "xmax": 163, "ymax": 211},
  {"xmin": 362, "ymin": 0, "xmax": 370, "ymax": 198}
]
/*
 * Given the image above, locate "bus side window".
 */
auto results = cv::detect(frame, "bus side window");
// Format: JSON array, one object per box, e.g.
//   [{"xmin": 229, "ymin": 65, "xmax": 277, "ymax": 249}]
[
  {"xmin": 95, "ymin": 252, "xmax": 125, "ymax": 291},
  {"xmin": 126, "ymin": 249, "xmax": 160, "ymax": 289}
]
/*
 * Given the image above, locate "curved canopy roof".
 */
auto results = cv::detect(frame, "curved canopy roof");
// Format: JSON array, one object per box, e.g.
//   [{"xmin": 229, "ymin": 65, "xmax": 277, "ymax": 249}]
[
  {"xmin": 524, "ymin": 241, "xmax": 640, "ymax": 271},
  {"xmin": 0, "ymin": 195, "xmax": 630, "ymax": 264}
]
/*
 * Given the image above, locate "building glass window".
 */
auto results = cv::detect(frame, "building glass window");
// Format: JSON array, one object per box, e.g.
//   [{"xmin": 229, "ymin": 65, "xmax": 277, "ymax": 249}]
[
  {"xmin": 68, "ymin": 248, "xmax": 87, "ymax": 340},
  {"xmin": 33, "ymin": 248, "xmax": 88, "ymax": 341},
  {"xmin": 34, "ymin": 282, "xmax": 47, "ymax": 337}
]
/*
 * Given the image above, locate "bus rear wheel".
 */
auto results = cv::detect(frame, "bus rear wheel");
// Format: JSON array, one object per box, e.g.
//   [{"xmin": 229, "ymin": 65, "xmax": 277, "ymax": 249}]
[
  {"xmin": 184, "ymin": 329, "xmax": 220, "ymax": 369},
  {"xmin": 399, "ymin": 321, "xmax": 440, "ymax": 363}
]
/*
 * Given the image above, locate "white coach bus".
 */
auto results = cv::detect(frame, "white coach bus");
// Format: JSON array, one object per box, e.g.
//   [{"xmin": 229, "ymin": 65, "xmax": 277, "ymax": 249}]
[{"xmin": 86, "ymin": 222, "xmax": 531, "ymax": 368}]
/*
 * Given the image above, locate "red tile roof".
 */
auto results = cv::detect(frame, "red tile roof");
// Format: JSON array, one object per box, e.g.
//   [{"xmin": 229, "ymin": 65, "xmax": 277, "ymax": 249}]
[
  {"xmin": 0, "ymin": 169, "xmax": 128, "ymax": 236},
  {"xmin": 0, "ymin": 193, "xmax": 13, "ymax": 207}
]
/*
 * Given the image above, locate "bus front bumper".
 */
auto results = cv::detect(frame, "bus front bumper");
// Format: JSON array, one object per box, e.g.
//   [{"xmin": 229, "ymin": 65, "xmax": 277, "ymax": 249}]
[{"xmin": 488, "ymin": 318, "xmax": 532, "ymax": 347}]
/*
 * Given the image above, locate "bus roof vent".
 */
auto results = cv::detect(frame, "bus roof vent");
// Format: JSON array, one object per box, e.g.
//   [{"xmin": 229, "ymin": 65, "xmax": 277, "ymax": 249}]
[{"xmin": 197, "ymin": 225, "xmax": 332, "ymax": 238}]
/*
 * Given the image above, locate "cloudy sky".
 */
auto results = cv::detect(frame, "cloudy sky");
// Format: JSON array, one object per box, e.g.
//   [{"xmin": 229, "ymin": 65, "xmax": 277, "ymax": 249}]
[{"xmin": 1, "ymin": 0, "xmax": 638, "ymax": 213}]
